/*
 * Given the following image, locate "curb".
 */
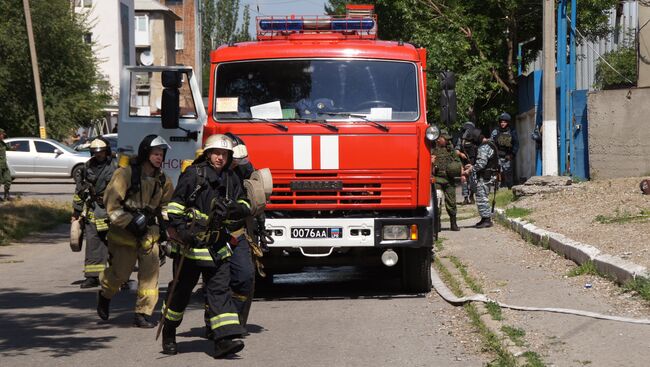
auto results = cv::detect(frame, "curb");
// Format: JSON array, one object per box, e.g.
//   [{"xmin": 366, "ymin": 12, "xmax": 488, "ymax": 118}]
[{"xmin": 494, "ymin": 209, "xmax": 650, "ymax": 285}]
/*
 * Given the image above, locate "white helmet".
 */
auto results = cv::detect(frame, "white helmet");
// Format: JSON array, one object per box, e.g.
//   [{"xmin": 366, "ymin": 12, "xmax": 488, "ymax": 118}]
[{"xmin": 203, "ymin": 134, "xmax": 234, "ymax": 152}]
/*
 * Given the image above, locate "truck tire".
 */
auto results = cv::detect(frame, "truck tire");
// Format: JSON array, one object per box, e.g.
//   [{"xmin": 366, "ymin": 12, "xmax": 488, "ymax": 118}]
[{"xmin": 401, "ymin": 247, "xmax": 432, "ymax": 293}]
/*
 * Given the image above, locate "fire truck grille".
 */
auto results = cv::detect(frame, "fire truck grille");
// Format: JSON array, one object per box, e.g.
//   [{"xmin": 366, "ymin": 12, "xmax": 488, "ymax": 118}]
[{"xmin": 269, "ymin": 178, "xmax": 415, "ymax": 208}]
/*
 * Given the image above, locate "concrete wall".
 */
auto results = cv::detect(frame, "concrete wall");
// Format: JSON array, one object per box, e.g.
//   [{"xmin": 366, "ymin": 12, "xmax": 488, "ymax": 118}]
[{"xmin": 588, "ymin": 88, "xmax": 650, "ymax": 178}]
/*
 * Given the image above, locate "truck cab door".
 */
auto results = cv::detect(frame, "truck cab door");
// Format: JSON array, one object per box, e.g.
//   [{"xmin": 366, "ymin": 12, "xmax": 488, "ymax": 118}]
[{"xmin": 117, "ymin": 66, "xmax": 206, "ymax": 185}]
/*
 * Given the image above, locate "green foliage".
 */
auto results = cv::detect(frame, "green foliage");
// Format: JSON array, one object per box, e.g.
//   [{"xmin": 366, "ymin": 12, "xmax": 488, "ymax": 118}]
[
  {"xmin": 0, "ymin": 0, "xmax": 110, "ymax": 139},
  {"xmin": 623, "ymin": 276, "xmax": 650, "ymax": 302},
  {"xmin": 495, "ymin": 189, "xmax": 515, "ymax": 208},
  {"xmin": 594, "ymin": 209, "xmax": 650, "ymax": 224},
  {"xmin": 567, "ymin": 260, "xmax": 601, "ymax": 277},
  {"xmin": 486, "ymin": 301, "xmax": 503, "ymax": 321},
  {"xmin": 593, "ymin": 46, "xmax": 637, "ymax": 90},
  {"xmin": 505, "ymin": 206, "xmax": 532, "ymax": 218},
  {"xmin": 0, "ymin": 199, "xmax": 70, "ymax": 245},
  {"xmin": 501, "ymin": 325, "xmax": 526, "ymax": 347},
  {"xmin": 201, "ymin": 0, "xmax": 252, "ymax": 93},
  {"xmin": 326, "ymin": 0, "xmax": 617, "ymax": 131},
  {"xmin": 522, "ymin": 351, "xmax": 546, "ymax": 367}
]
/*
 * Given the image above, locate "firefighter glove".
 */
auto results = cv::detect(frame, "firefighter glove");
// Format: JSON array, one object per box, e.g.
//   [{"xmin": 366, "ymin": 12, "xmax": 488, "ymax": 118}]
[{"xmin": 227, "ymin": 201, "xmax": 250, "ymax": 220}]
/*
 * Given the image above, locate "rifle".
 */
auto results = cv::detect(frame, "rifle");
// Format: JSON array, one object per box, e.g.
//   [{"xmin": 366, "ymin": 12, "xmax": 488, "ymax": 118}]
[{"xmin": 491, "ymin": 166, "xmax": 501, "ymax": 214}]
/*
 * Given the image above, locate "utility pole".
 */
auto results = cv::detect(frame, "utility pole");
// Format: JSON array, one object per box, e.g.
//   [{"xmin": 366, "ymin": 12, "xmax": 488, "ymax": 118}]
[
  {"xmin": 23, "ymin": 0, "xmax": 47, "ymax": 139},
  {"xmin": 542, "ymin": 0, "xmax": 558, "ymax": 175}
]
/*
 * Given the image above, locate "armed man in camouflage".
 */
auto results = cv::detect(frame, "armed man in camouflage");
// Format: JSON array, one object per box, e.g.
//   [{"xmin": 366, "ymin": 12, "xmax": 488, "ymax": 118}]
[
  {"xmin": 0, "ymin": 128, "xmax": 12, "ymax": 201},
  {"xmin": 490, "ymin": 112, "xmax": 519, "ymax": 189},
  {"xmin": 432, "ymin": 130, "xmax": 462, "ymax": 231},
  {"xmin": 463, "ymin": 129, "xmax": 499, "ymax": 228}
]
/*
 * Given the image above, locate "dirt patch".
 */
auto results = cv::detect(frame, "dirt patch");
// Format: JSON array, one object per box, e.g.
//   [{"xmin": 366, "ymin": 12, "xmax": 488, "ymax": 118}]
[{"xmin": 512, "ymin": 177, "xmax": 650, "ymax": 270}]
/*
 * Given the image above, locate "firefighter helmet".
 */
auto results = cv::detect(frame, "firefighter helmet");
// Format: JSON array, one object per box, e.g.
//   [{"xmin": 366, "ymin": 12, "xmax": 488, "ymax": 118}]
[
  {"xmin": 137, "ymin": 135, "xmax": 171, "ymax": 164},
  {"xmin": 203, "ymin": 134, "xmax": 234, "ymax": 152},
  {"xmin": 225, "ymin": 133, "xmax": 249, "ymax": 163},
  {"xmin": 89, "ymin": 137, "xmax": 110, "ymax": 154}
]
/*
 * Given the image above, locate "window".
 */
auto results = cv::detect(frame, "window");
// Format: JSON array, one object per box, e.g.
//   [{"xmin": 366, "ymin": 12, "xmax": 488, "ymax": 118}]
[
  {"xmin": 129, "ymin": 70, "xmax": 198, "ymax": 119},
  {"xmin": 135, "ymin": 15, "xmax": 150, "ymax": 46},
  {"xmin": 34, "ymin": 141, "xmax": 57, "ymax": 154},
  {"xmin": 175, "ymin": 31, "xmax": 184, "ymax": 50},
  {"xmin": 10, "ymin": 140, "xmax": 29, "ymax": 152}
]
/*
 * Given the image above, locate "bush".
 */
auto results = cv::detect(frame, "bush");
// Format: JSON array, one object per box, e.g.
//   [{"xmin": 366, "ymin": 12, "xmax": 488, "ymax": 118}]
[{"xmin": 593, "ymin": 46, "xmax": 637, "ymax": 90}]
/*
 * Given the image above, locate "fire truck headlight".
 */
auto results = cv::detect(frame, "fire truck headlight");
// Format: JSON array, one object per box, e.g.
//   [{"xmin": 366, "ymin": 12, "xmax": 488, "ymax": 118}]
[
  {"xmin": 382, "ymin": 225, "xmax": 408, "ymax": 240},
  {"xmin": 426, "ymin": 125, "xmax": 440, "ymax": 142}
]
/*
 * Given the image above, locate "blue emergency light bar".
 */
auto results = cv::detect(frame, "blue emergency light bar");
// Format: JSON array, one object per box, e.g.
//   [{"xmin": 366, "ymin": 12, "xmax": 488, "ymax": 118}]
[{"xmin": 257, "ymin": 15, "xmax": 377, "ymax": 39}]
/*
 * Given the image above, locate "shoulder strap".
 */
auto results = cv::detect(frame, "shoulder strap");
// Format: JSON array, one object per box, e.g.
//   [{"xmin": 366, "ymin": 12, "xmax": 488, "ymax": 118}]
[
  {"xmin": 187, "ymin": 164, "xmax": 207, "ymax": 206},
  {"xmin": 127, "ymin": 163, "xmax": 141, "ymax": 198}
]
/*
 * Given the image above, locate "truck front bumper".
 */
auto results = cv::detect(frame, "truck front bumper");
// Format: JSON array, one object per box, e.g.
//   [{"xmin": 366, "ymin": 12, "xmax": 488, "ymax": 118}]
[{"xmin": 264, "ymin": 216, "xmax": 433, "ymax": 249}]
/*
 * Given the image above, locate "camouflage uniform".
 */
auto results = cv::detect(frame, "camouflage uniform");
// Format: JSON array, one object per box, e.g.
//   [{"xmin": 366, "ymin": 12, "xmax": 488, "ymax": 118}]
[
  {"xmin": 432, "ymin": 140, "xmax": 461, "ymax": 231},
  {"xmin": 472, "ymin": 141, "xmax": 499, "ymax": 227},
  {"xmin": 0, "ymin": 128, "xmax": 12, "ymax": 200},
  {"xmin": 491, "ymin": 126, "xmax": 519, "ymax": 189}
]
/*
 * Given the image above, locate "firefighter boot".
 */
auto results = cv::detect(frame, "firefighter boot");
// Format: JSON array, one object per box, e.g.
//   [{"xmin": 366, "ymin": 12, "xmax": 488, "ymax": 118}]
[
  {"xmin": 450, "ymin": 216, "xmax": 460, "ymax": 231},
  {"xmin": 97, "ymin": 291, "xmax": 110, "ymax": 320},
  {"xmin": 80, "ymin": 276, "xmax": 100, "ymax": 289},
  {"xmin": 214, "ymin": 338, "xmax": 245, "ymax": 358},
  {"xmin": 161, "ymin": 324, "xmax": 178, "ymax": 355},
  {"xmin": 134, "ymin": 313, "xmax": 157, "ymax": 328}
]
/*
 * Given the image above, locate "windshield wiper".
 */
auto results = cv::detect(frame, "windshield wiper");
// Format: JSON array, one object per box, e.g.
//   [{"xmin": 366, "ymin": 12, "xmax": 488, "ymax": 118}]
[
  {"xmin": 317, "ymin": 112, "xmax": 389, "ymax": 132},
  {"xmin": 297, "ymin": 118, "xmax": 339, "ymax": 131},
  {"xmin": 219, "ymin": 117, "xmax": 288, "ymax": 131}
]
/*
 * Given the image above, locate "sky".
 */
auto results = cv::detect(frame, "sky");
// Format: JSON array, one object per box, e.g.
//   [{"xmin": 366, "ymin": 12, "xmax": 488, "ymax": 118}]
[{"xmin": 239, "ymin": 0, "xmax": 330, "ymax": 36}]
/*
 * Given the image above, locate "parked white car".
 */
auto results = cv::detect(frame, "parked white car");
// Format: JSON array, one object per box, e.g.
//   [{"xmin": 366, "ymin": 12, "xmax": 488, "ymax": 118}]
[{"xmin": 5, "ymin": 137, "xmax": 90, "ymax": 179}]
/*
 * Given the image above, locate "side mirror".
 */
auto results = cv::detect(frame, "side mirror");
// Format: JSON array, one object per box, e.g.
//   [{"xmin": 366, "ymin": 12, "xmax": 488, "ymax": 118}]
[
  {"xmin": 161, "ymin": 71, "xmax": 181, "ymax": 129},
  {"xmin": 439, "ymin": 71, "xmax": 457, "ymax": 126},
  {"xmin": 54, "ymin": 148, "xmax": 63, "ymax": 155}
]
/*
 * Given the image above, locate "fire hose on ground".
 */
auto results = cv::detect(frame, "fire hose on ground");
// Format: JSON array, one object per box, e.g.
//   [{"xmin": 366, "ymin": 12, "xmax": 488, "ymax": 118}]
[{"xmin": 431, "ymin": 266, "xmax": 650, "ymax": 325}]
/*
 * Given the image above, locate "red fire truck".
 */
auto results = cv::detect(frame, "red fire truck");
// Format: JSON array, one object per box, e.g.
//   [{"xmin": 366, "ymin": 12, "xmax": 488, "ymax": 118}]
[{"xmin": 201, "ymin": 5, "xmax": 440, "ymax": 292}]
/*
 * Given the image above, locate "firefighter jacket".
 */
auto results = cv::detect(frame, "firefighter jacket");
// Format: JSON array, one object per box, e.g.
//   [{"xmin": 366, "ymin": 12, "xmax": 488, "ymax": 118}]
[
  {"xmin": 473, "ymin": 141, "xmax": 499, "ymax": 180},
  {"xmin": 72, "ymin": 157, "xmax": 117, "ymax": 232},
  {"xmin": 104, "ymin": 164, "xmax": 174, "ymax": 250},
  {"xmin": 166, "ymin": 161, "xmax": 251, "ymax": 267}
]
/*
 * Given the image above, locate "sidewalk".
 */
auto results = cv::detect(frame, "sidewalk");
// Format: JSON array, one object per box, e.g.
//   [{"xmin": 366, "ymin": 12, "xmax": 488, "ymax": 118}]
[{"xmin": 438, "ymin": 219, "xmax": 650, "ymax": 366}]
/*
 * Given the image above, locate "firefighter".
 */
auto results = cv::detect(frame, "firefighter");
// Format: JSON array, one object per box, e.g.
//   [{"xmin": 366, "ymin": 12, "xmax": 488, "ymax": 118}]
[
  {"xmin": 464, "ymin": 129, "xmax": 499, "ymax": 228},
  {"xmin": 161, "ymin": 134, "xmax": 249, "ymax": 358},
  {"xmin": 491, "ymin": 112, "xmax": 519, "ymax": 189},
  {"xmin": 0, "ymin": 128, "xmax": 12, "ymax": 201},
  {"xmin": 431, "ymin": 130, "xmax": 462, "ymax": 231},
  {"xmin": 72, "ymin": 137, "xmax": 117, "ymax": 288},
  {"xmin": 97, "ymin": 135, "xmax": 174, "ymax": 328}
]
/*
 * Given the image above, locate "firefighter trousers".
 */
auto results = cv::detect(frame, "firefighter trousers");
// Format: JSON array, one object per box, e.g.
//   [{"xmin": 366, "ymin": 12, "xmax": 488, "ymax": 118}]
[
  {"xmin": 100, "ymin": 241, "xmax": 160, "ymax": 315},
  {"xmin": 164, "ymin": 255, "xmax": 245, "ymax": 341},
  {"xmin": 84, "ymin": 222, "xmax": 108, "ymax": 278}
]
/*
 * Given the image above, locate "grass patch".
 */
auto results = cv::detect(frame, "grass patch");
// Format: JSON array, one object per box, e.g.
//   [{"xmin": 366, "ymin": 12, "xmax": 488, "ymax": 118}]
[
  {"xmin": 522, "ymin": 351, "xmax": 546, "ymax": 367},
  {"xmin": 449, "ymin": 255, "xmax": 483, "ymax": 294},
  {"xmin": 0, "ymin": 199, "xmax": 70, "ymax": 245},
  {"xmin": 623, "ymin": 276, "xmax": 650, "ymax": 302},
  {"xmin": 505, "ymin": 206, "xmax": 532, "ymax": 218},
  {"xmin": 501, "ymin": 325, "xmax": 526, "ymax": 347},
  {"xmin": 485, "ymin": 301, "xmax": 503, "ymax": 321},
  {"xmin": 435, "ymin": 237, "xmax": 446, "ymax": 252},
  {"xmin": 594, "ymin": 209, "xmax": 650, "ymax": 225},
  {"xmin": 567, "ymin": 260, "xmax": 601, "ymax": 277},
  {"xmin": 494, "ymin": 189, "xmax": 515, "ymax": 208}
]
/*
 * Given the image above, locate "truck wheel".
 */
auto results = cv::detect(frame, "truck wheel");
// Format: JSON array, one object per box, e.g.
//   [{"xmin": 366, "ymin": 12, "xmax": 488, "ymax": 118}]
[
  {"xmin": 401, "ymin": 247, "xmax": 432, "ymax": 293},
  {"xmin": 72, "ymin": 164, "xmax": 84, "ymax": 182}
]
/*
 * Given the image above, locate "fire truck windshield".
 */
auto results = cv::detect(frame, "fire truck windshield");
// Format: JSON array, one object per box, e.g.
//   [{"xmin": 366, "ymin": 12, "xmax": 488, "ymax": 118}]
[{"xmin": 214, "ymin": 59, "xmax": 419, "ymax": 122}]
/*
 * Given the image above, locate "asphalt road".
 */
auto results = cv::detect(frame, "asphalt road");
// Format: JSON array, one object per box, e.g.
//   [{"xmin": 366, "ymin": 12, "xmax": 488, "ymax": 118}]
[
  {"xmin": 0, "ymin": 225, "xmax": 486, "ymax": 367},
  {"xmin": 10, "ymin": 178, "xmax": 76, "ymax": 202}
]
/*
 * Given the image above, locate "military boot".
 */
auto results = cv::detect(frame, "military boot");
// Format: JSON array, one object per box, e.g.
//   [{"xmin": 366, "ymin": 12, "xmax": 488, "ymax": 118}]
[
  {"xmin": 162, "ymin": 324, "xmax": 178, "ymax": 355},
  {"xmin": 3, "ymin": 188, "xmax": 10, "ymax": 201},
  {"xmin": 476, "ymin": 218, "xmax": 493, "ymax": 228},
  {"xmin": 214, "ymin": 338, "xmax": 245, "ymax": 358},
  {"xmin": 97, "ymin": 291, "xmax": 110, "ymax": 320},
  {"xmin": 474, "ymin": 217, "xmax": 485, "ymax": 227},
  {"xmin": 134, "ymin": 313, "xmax": 157, "ymax": 328},
  {"xmin": 450, "ymin": 216, "xmax": 460, "ymax": 231}
]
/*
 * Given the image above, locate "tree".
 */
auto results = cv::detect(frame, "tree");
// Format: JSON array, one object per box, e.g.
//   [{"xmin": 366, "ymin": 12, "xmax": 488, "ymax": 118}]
[
  {"xmin": 593, "ymin": 46, "xmax": 637, "ymax": 90},
  {"xmin": 201, "ymin": 0, "xmax": 251, "ymax": 92},
  {"xmin": 326, "ymin": 0, "xmax": 617, "ymax": 131},
  {"xmin": 0, "ymin": 0, "xmax": 110, "ymax": 139}
]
